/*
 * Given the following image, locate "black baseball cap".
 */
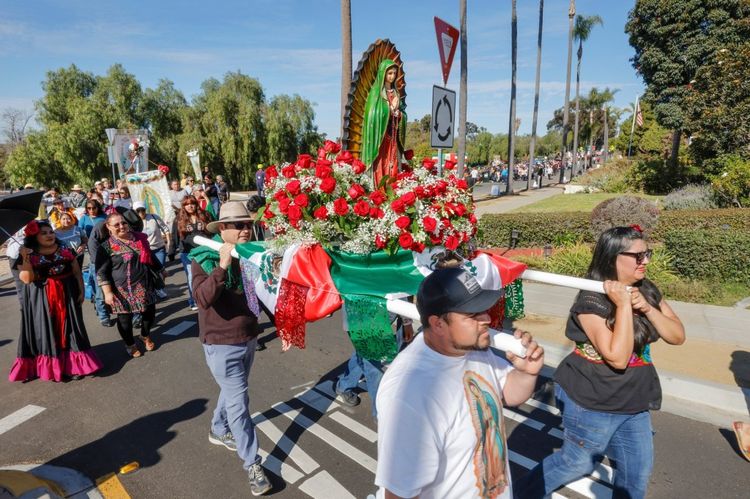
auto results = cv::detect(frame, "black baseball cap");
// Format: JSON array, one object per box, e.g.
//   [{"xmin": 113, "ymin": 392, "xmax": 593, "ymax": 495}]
[{"xmin": 416, "ymin": 267, "xmax": 504, "ymax": 325}]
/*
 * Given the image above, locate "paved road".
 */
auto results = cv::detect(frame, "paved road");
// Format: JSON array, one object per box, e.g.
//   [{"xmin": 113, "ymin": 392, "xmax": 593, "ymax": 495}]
[{"xmin": 0, "ymin": 264, "xmax": 747, "ymax": 498}]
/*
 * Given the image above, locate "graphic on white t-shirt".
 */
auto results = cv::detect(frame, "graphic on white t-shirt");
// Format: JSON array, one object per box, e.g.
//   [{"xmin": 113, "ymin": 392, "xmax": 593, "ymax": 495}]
[{"xmin": 464, "ymin": 370, "xmax": 508, "ymax": 498}]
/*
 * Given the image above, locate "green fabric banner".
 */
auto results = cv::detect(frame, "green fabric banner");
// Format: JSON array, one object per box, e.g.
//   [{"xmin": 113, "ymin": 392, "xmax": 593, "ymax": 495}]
[
  {"xmin": 344, "ymin": 294, "xmax": 399, "ymax": 362},
  {"xmin": 234, "ymin": 240, "xmax": 269, "ymax": 259},
  {"xmin": 326, "ymin": 249, "xmax": 424, "ymax": 298}
]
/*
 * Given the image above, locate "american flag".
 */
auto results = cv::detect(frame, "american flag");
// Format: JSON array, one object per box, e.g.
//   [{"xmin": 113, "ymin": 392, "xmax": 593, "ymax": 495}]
[{"xmin": 635, "ymin": 100, "xmax": 644, "ymax": 127}]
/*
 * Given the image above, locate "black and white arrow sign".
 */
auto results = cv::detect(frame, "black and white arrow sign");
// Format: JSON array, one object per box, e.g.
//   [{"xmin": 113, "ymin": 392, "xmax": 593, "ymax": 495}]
[{"xmin": 430, "ymin": 86, "xmax": 456, "ymax": 148}]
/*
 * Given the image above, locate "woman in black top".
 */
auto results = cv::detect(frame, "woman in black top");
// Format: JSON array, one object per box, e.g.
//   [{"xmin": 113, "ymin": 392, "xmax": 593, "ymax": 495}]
[
  {"xmin": 173, "ymin": 196, "xmax": 211, "ymax": 310},
  {"xmin": 516, "ymin": 226, "xmax": 685, "ymax": 499}
]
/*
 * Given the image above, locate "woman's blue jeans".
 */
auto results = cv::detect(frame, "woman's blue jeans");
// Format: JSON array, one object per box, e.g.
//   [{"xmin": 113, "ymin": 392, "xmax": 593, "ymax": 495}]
[
  {"xmin": 180, "ymin": 252, "xmax": 195, "ymax": 307},
  {"xmin": 514, "ymin": 385, "xmax": 654, "ymax": 499}
]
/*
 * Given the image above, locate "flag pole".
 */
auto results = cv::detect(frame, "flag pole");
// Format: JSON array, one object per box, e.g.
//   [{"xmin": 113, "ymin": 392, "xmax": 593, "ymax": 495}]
[{"xmin": 627, "ymin": 95, "xmax": 639, "ymax": 158}]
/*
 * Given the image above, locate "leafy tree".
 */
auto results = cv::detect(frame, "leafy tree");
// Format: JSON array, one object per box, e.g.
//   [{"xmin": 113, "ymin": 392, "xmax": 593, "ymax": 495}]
[
  {"xmin": 140, "ymin": 79, "xmax": 188, "ymax": 168},
  {"xmin": 626, "ymin": 0, "xmax": 750, "ymax": 167},
  {"xmin": 266, "ymin": 94, "xmax": 323, "ymax": 165}
]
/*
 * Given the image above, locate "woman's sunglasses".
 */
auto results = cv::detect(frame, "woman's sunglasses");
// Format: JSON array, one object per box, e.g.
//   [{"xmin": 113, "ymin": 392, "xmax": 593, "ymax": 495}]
[{"xmin": 619, "ymin": 249, "xmax": 653, "ymax": 264}]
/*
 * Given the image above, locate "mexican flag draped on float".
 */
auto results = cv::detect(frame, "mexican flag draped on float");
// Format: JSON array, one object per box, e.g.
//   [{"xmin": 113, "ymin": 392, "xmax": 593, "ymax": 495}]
[{"xmin": 232, "ymin": 141, "xmax": 527, "ymax": 362}]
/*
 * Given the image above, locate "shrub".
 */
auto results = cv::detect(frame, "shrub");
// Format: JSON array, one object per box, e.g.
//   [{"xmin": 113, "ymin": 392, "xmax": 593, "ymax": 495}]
[
  {"xmin": 544, "ymin": 244, "xmax": 592, "ymax": 277},
  {"xmin": 577, "ymin": 158, "xmax": 633, "ymax": 193},
  {"xmin": 653, "ymin": 209, "xmax": 750, "ymax": 240},
  {"xmin": 590, "ymin": 196, "xmax": 660, "ymax": 239},
  {"xmin": 663, "ymin": 228, "xmax": 750, "ymax": 285},
  {"xmin": 662, "ymin": 184, "xmax": 719, "ymax": 211},
  {"xmin": 709, "ymin": 154, "xmax": 750, "ymax": 208}
]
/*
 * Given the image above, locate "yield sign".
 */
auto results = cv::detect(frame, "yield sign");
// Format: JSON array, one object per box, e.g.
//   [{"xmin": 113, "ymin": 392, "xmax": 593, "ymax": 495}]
[{"xmin": 434, "ymin": 17, "xmax": 459, "ymax": 85}]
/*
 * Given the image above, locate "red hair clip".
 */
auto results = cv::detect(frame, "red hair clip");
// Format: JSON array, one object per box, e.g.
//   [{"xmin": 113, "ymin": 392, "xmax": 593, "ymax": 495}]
[
  {"xmin": 24, "ymin": 220, "xmax": 40, "ymax": 237},
  {"xmin": 629, "ymin": 224, "xmax": 643, "ymax": 233}
]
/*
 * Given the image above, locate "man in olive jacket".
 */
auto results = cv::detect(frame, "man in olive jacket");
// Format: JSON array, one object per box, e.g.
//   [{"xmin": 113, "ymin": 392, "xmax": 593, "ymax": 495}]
[{"xmin": 190, "ymin": 201, "xmax": 271, "ymax": 496}]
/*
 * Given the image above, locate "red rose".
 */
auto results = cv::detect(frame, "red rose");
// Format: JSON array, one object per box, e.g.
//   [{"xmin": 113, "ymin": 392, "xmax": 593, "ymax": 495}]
[
  {"xmin": 317, "ymin": 147, "xmax": 327, "ymax": 159},
  {"xmin": 333, "ymin": 198, "xmax": 349, "ymax": 216},
  {"xmin": 398, "ymin": 232, "xmax": 414, "ymax": 249},
  {"xmin": 457, "ymin": 179, "xmax": 469, "ymax": 190},
  {"xmin": 414, "ymin": 186, "xmax": 427, "ymax": 198},
  {"xmin": 390, "ymin": 199, "xmax": 406, "ymax": 214},
  {"xmin": 422, "ymin": 157, "xmax": 436, "ymax": 168},
  {"xmin": 353, "ymin": 199, "xmax": 370, "ymax": 217},
  {"xmin": 435, "ymin": 180, "xmax": 449, "ymax": 193},
  {"xmin": 319, "ymin": 177, "xmax": 336, "ymax": 194},
  {"xmin": 24, "ymin": 220, "xmax": 40, "ymax": 237},
  {"xmin": 369, "ymin": 206, "xmax": 385, "ymax": 218},
  {"xmin": 316, "ymin": 158, "xmax": 333, "ymax": 169},
  {"xmin": 287, "ymin": 205, "xmax": 303, "ymax": 222},
  {"xmin": 469, "ymin": 214, "xmax": 478, "ymax": 224},
  {"xmin": 429, "ymin": 233, "xmax": 443, "ymax": 245},
  {"xmin": 336, "ymin": 150, "xmax": 354, "ymax": 164},
  {"xmin": 445, "ymin": 235, "xmax": 460, "ymax": 250},
  {"xmin": 404, "ymin": 149, "xmax": 414, "ymax": 160},
  {"xmin": 278, "ymin": 197, "xmax": 292, "ymax": 214},
  {"xmin": 400, "ymin": 192, "xmax": 416, "ymax": 206},
  {"xmin": 397, "ymin": 171, "xmax": 414, "ymax": 181},
  {"xmin": 263, "ymin": 208, "xmax": 275, "ymax": 219},
  {"xmin": 313, "ymin": 206, "xmax": 328, "ymax": 219},
  {"xmin": 411, "ymin": 241, "xmax": 426, "ymax": 253},
  {"xmin": 375, "ymin": 234, "xmax": 386, "ymax": 249},
  {"xmin": 347, "ymin": 184, "xmax": 365, "ymax": 200},
  {"xmin": 158, "ymin": 164, "xmax": 170, "ymax": 174},
  {"xmin": 294, "ymin": 193, "xmax": 309, "ymax": 208},
  {"xmin": 316, "ymin": 162, "xmax": 334, "ymax": 178},
  {"xmin": 281, "ymin": 165, "xmax": 296, "ymax": 178},
  {"xmin": 422, "ymin": 216, "xmax": 437, "ymax": 232},
  {"xmin": 395, "ymin": 216, "xmax": 411, "ymax": 230},
  {"xmin": 286, "ymin": 180, "xmax": 301, "ymax": 195},
  {"xmin": 444, "ymin": 160, "xmax": 456, "ymax": 170},
  {"xmin": 297, "ymin": 154, "xmax": 313, "ymax": 168},
  {"xmin": 369, "ymin": 190, "xmax": 387, "ymax": 205},
  {"xmin": 273, "ymin": 190, "xmax": 287, "ymax": 201},
  {"xmin": 351, "ymin": 159, "xmax": 366, "ymax": 174},
  {"xmin": 454, "ymin": 203, "xmax": 467, "ymax": 217},
  {"xmin": 324, "ymin": 140, "xmax": 341, "ymax": 154},
  {"xmin": 265, "ymin": 165, "xmax": 278, "ymax": 180},
  {"xmin": 441, "ymin": 218, "xmax": 453, "ymax": 230}
]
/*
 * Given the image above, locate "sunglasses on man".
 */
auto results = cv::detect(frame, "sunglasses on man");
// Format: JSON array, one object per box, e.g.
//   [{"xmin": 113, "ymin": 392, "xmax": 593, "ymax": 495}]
[
  {"xmin": 226, "ymin": 222, "xmax": 253, "ymax": 231},
  {"xmin": 619, "ymin": 249, "xmax": 653, "ymax": 265}
]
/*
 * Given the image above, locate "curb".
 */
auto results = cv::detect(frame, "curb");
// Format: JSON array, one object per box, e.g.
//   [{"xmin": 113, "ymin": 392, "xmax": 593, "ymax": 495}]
[
  {"xmin": 0, "ymin": 464, "xmax": 104, "ymax": 499},
  {"xmin": 0, "ymin": 274, "xmax": 13, "ymax": 287},
  {"xmin": 536, "ymin": 340, "xmax": 749, "ymax": 428}
]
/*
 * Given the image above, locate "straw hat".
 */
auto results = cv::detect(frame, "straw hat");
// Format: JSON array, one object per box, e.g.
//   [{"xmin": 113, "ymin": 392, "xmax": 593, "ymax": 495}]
[
  {"xmin": 71, "ymin": 184, "xmax": 83, "ymax": 191},
  {"xmin": 206, "ymin": 201, "xmax": 254, "ymax": 233}
]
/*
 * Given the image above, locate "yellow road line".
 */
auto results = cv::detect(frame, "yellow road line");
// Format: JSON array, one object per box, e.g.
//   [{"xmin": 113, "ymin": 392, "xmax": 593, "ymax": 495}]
[{"xmin": 96, "ymin": 473, "xmax": 131, "ymax": 499}]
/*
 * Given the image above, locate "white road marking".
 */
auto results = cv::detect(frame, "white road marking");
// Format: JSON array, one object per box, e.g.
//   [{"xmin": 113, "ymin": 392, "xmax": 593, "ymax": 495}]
[
  {"xmin": 312, "ymin": 380, "xmax": 337, "ymax": 399},
  {"xmin": 252, "ymin": 412, "xmax": 320, "ymax": 474},
  {"xmin": 298, "ymin": 470, "xmax": 356, "ymax": 499},
  {"xmin": 509, "ymin": 450, "xmax": 613, "ymax": 499},
  {"xmin": 328, "ymin": 411, "xmax": 378, "ymax": 443},
  {"xmin": 298, "ymin": 384, "xmax": 378, "ymax": 442},
  {"xmin": 162, "ymin": 320, "xmax": 195, "ymax": 337},
  {"xmin": 504, "ymin": 407, "xmax": 546, "ymax": 431},
  {"xmin": 290, "ymin": 380, "xmax": 316, "ymax": 390},
  {"xmin": 295, "ymin": 388, "xmax": 340, "ymax": 414},
  {"xmin": 0, "ymin": 405, "xmax": 46, "ymax": 435},
  {"xmin": 272, "ymin": 402, "xmax": 377, "ymax": 474},
  {"xmin": 548, "ymin": 427, "xmax": 564, "ymax": 439},
  {"xmin": 524, "ymin": 397, "xmax": 561, "ymax": 415},
  {"xmin": 257, "ymin": 448, "xmax": 304, "ymax": 484}
]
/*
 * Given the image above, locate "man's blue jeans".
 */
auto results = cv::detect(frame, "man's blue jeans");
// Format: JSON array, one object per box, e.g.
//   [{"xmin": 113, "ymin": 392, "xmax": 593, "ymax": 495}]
[
  {"xmin": 88, "ymin": 263, "xmax": 109, "ymax": 322},
  {"xmin": 203, "ymin": 338, "xmax": 261, "ymax": 470},
  {"xmin": 335, "ymin": 351, "xmax": 383, "ymax": 419},
  {"xmin": 180, "ymin": 253, "xmax": 195, "ymax": 307},
  {"xmin": 514, "ymin": 384, "xmax": 654, "ymax": 499}
]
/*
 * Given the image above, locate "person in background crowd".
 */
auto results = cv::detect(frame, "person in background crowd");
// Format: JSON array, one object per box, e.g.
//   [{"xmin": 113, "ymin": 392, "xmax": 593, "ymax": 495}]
[
  {"xmin": 41, "ymin": 188, "xmax": 60, "ymax": 214},
  {"xmin": 203, "ymin": 173, "xmax": 221, "ymax": 215},
  {"xmin": 515, "ymin": 226, "xmax": 686, "ymax": 499},
  {"xmin": 134, "ymin": 201, "xmax": 171, "ymax": 299},
  {"xmin": 183, "ymin": 176, "xmax": 195, "ymax": 195},
  {"xmin": 375, "ymin": 267, "xmax": 544, "ymax": 498},
  {"xmin": 78, "ymin": 199, "xmax": 110, "ymax": 326},
  {"xmin": 68, "ymin": 185, "xmax": 87, "ymax": 209},
  {"xmin": 174, "ymin": 196, "xmax": 212, "ymax": 311},
  {"xmin": 78, "ymin": 200, "xmax": 106, "ymax": 238},
  {"xmin": 49, "ymin": 198, "xmax": 77, "ymax": 230},
  {"xmin": 5, "ymin": 227, "xmax": 28, "ymax": 310},
  {"xmin": 169, "ymin": 180, "xmax": 188, "ymax": 211},
  {"xmin": 94, "ymin": 181, "xmax": 109, "ymax": 206},
  {"xmin": 97, "ymin": 213, "xmax": 163, "ymax": 358},
  {"xmin": 114, "ymin": 185, "xmax": 133, "ymax": 210},
  {"xmin": 10, "ymin": 220, "xmax": 103, "ymax": 382},
  {"xmin": 55, "ymin": 212, "xmax": 87, "ymax": 268},
  {"xmin": 255, "ymin": 165, "xmax": 265, "ymax": 198},
  {"xmin": 191, "ymin": 201, "xmax": 272, "ymax": 496},
  {"xmin": 216, "ymin": 175, "xmax": 230, "ymax": 204}
]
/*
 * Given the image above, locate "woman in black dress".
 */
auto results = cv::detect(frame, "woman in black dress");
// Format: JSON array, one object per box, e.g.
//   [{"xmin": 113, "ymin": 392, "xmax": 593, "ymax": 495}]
[
  {"xmin": 9, "ymin": 220, "xmax": 103, "ymax": 382},
  {"xmin": 97, "ymin": 213, "xmax": 163, "ymax": 358}
]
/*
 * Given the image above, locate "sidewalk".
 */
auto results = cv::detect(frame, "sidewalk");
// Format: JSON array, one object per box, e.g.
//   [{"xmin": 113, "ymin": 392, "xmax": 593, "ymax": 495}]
[{"xmin": 473, "ymin": 184, "xmax": 565, "ymax": 217}]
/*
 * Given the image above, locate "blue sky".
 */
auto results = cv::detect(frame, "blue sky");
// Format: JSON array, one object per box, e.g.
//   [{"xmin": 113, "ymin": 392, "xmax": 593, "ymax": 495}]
[{"xmin": 0, "ymin": 0, "xmax": 643, "ymax": 138}]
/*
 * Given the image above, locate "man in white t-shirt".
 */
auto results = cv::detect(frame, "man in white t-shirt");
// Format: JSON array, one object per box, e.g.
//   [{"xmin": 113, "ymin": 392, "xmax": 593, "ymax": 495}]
[{"xmin": 375, "ymin": 268, "xmax": 544, "ymax": 499}]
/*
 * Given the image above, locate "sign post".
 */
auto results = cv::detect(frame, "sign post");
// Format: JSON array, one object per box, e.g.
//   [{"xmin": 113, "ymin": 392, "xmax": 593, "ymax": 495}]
[
  {"xmin": 434, "ymin": 17, "xmax": 459, "ymax": 86},
  {"xmin": 430, "ymin": 86, "xmax": 456, "ymax": 175}
]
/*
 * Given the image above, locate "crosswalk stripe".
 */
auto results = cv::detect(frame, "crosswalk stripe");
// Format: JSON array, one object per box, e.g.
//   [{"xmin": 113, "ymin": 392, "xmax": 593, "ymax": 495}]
[
  {"xmin": 298, "ymin": 470, "xmax": 356, "ymax": 499},
  {"xmin": 548, "ymin": 427, "xmax": 564, "ymax": 439},
  {"xmin": 252, "ymin": 412, "xmax": 320, "ymax": 474},
  {"xmin": 509, "ymin": 450, "xmax": 613, "ymax": 499},
  {"xmin": 312, "ymin": 380, "xmax": 337, "ymax": 399},
  {"xmin": 162, "ymin": 320, "xmax": 195, "ymax": 336},
  {"xmin": 0, "ymin": 405, "xmax": 45, "ymax": 435},
  {"xmin": 272, "ymin": 402, "xmax": 378, "ymax": 474},
  {"xmin": 524, "ymin": 397, "xmax": 561, "ymax": 415},
  {"xmin": 257, "ymin": 448, "xmax": 305, "ymax": 484},
  {"xmin": 296, "ymin": 388, "xmax": 340, "ymax": 414},
  {"xmin": 504, "ymin": 407, "xmax": 546, "ymax": 431},
  {"xmin": 328, "ymin": 411, "xmax": 378, "ymax": 443}
]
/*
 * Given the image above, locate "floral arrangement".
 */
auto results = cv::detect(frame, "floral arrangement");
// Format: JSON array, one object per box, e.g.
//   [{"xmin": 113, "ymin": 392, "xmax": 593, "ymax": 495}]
[{"xmin": 261, "ymin": 141, "xmax": 478, "ymax": 255}]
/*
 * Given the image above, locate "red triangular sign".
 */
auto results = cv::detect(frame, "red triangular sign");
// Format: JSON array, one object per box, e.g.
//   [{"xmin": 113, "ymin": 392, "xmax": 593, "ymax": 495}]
[{"xmin": 434, "ymin": 17, "xmax": 459, "ymax": 85}]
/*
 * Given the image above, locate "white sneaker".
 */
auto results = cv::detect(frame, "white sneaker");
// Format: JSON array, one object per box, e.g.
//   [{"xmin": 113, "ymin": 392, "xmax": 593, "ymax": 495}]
[{"xmin": 190, "ymin": 305, "xmax": 199, "ymax": 311}]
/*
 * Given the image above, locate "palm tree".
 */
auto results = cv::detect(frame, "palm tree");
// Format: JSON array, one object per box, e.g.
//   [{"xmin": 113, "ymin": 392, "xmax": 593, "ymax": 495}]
[
  {"xmin": 527, "ymin": 0, "xmax": 545, "ymax": 191},
  {"xmin": 506, "ymin": 0, "xmax": 518, "ymax": 195},
  {"xmin": 457, "ymin": 0, "xmax": 468, "ymax": 177},
  {"xmin": 571, "ymin": 14, "xmax": 603, "ymax": 175},
  {"xmin": 559, "ymin": 0, "xmax": 576, "ymax": 184},
  {"xmin": 340, "ymin": 0, "xmax": 352, "ymax": 141}
]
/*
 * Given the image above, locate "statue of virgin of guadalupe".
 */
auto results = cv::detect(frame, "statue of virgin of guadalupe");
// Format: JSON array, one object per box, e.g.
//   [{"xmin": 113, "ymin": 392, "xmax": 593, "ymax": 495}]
[{"xmin": 361, "ymin": 59, "xmax": 407, "ymax": 187}]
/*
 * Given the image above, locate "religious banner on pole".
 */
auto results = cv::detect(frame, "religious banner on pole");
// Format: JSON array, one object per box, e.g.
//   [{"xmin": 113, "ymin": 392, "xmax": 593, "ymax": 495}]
[
  {"xmin": 113, "ymin": 129, "xmax": 150, "ymax": 177},
  {"xmin": 186, "ymin": 149, "xmax": 201, "ymax": 180},
  {"xmin": 123, "ymin": 170, "xmax": 175, "ymax": 226}
]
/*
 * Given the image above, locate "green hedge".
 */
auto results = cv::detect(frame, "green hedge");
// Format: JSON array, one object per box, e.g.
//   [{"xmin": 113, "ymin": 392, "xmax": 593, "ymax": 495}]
[
  {"xmin": 478, "ymin": 208, "xmax": 750, "ymax": 248},
  {"xmin": 663, "ymin": 228, "xmax": 750, "ymax": 285}
]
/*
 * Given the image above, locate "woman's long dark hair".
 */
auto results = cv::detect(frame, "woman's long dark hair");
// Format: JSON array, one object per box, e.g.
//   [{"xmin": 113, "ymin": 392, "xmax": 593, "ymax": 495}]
[
  {"xmin": 176, "ymin": 196, "xmax": 211, "ymax": 239},
  {"xmin": 23, "ymin": 220, "xmax": 60, "ymax": 251},
  {"xmin": 587, "ymin": 226, "xmax": 661, "ymax": 351},
  {"xmin": 86, "ymin": 199, "xmax": 103, "ymax": 217}
]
